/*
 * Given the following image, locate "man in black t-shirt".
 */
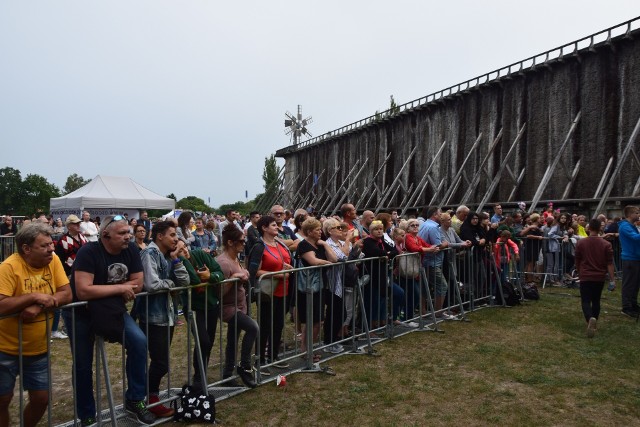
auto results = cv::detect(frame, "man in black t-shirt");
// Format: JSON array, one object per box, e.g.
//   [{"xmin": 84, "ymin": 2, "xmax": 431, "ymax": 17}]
[{"xmin": 61, "ymin": 215, "xmax": 156, "ymax": 425}]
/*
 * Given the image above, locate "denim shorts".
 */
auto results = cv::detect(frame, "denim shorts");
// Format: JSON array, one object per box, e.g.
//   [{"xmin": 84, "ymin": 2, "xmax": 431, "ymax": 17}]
[{"xmin": 0, "ymin": 351, "xmax": 48, "ymax": 394}]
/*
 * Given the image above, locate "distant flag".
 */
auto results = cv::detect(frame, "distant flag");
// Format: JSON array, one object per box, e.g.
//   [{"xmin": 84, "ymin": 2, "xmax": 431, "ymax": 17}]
[
  {"xmin": 208, "ymin": 197, "xmax": 210, "ymax": 204},
  {"xmin": 245, "ymin": 190, "xmax": 248, "ymax": 199}
]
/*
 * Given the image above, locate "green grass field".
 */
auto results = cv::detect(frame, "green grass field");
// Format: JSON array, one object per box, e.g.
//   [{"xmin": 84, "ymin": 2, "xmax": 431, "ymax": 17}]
[
  {"xmin": 215, "ymin": 287, "xmax": 640, "ymax": 426},
  {"xmin": 14, "ymin": 285, "xmax": 640, "ymax": 426}
]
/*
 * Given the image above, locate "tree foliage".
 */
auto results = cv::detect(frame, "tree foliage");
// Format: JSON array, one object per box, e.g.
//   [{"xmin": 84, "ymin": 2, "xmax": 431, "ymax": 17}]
[
  {"xmin": 262, "ymin": 154, "xmax": 282, "ymax": 192},
  {"xmin": 0, "ymin": 168, "xmax": 61, "ymax": 215},
  {"xmin": 255, "ymin": 154, "xmax": 283, "ymax": 212},
  {"xmin": 63, "ymin": 173, "xmax": 91, "ymax": 194},
  {"xmin": 176, "ymin": 196, "xmax": 212, "ymax": 214},
  {"xmin": 0, "ymin": 167, "xmax": 24, "ymax": 213},
  {"xmin": 217, "ymin": 200, "xmax": 255, "ymax": 216}
]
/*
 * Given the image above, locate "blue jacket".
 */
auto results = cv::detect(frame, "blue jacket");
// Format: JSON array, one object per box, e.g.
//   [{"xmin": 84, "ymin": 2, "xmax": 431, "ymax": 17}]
[
  {"xmin": 136, "ymin": 242, "xmax": 190, "ymax": 325},
  {"xmin": 618, "ymin": 220, "xmax": 640, "ymax": 261}
]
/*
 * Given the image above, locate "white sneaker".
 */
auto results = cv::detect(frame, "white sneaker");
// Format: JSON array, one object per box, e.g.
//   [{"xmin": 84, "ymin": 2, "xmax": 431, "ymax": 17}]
[
  {"xmin": 51, "ymin": 330, "xmax": 68, "ymax": 339},
  {"xmin": 406, "ymin": 322, "xmax": 419, "ymax": 328},
  {"xmin": 440, "ymin": 313, "xmax": 457, "ymax": 321},
  {"xmin": 324, "ymin": 344, "xmax": 344, "ymax": 354}
]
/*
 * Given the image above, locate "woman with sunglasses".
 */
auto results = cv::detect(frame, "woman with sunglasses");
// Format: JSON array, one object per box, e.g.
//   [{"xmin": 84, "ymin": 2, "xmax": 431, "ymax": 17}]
[
  {"xmin": 215, "ymin": 224, "xmax": 258, "ymax": 388},
  {"xmin": 322, "ymin": 218, "xmax": 351, "ymax": 353}
]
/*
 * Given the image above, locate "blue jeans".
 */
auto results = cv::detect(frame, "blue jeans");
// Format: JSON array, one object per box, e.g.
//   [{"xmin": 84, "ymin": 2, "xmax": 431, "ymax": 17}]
[
  {"xmin": 390, "ymin": 283, "xmax": 405, "ymax": 321},
  {"xmin": 62, "ymin": 310, "xmax": 148, "ymax": 420}
]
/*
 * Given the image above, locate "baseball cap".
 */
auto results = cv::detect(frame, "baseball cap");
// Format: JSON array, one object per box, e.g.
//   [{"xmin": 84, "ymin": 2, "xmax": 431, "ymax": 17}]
[{"xmin": 65, "ymin": 214, "xmax": 82, "ymax": 226}]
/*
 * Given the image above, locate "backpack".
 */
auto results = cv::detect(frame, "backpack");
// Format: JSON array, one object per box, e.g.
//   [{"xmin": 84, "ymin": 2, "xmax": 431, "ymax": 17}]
[
  {"xmin": 497, "ymin": 281, "xmax": 521, "ymax": 306},
  {"xmin": 521, "ymin": 282, "xmax": 540, "ymax": 300},
  {"xmin": 173, "ymin": 384, "xmax": 216, "ymax": 423}
]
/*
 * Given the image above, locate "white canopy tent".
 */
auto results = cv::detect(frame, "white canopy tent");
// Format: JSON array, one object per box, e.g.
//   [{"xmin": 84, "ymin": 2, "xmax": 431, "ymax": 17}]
[{"xmin": 50, "ymin": 175, "xmax": 175, "ymax": 220}]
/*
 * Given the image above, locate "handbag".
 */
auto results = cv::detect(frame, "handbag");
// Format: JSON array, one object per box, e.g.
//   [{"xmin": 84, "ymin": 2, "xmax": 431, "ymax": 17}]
[
  {"xmin": 398, "ymin": 254, "xmax": 421, "ymax": 278},
  {"xmin": 296, "ymin": 268, "xmax": 322, "ymax": 293},
  {"xmin": 259, "ymin": 276, "xmax": 279, "ymax": 296}
]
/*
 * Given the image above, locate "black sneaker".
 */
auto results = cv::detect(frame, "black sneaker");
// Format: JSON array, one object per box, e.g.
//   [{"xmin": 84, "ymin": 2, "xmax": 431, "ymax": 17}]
[
  {"xmin": 237, "ymin": 365, "xmax": 257, "ymax": 388},
  {"xmin": 125, "ymin": 399, "xmax": 156, "ymax": 425},
  {"xmin": 621, "ymin": 309, "xmax": 639, "ymax": 318},
  {"xmin": 80, "ymin": 417, "xmax": 97, "ymax": 427}
]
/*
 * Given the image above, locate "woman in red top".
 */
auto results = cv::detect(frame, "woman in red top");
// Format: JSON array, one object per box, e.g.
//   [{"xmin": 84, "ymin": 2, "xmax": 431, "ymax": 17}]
[
  {"xmin": 404, "ymin": 218, "xmax": 440, "ymax": 259},
  {"xmin": 247, "ymin": 215, "xmax": 292, "ymax": 374}
]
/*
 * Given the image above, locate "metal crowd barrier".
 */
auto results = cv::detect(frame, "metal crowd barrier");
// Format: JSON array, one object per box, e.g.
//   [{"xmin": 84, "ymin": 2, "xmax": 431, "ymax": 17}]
[
  {"xmin": 3, "ymin": 248, "xmax": 526, "ymax": 426},
  {"xmin": 0, "ymin": 236, "xmax": 16, "ymax": 262}
]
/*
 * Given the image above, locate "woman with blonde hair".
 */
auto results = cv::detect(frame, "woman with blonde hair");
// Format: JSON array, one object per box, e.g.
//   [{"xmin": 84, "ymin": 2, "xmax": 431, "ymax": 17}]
[
  {"xmin": 362, "ymin": 220, "xmax": 399, "ymax": 329},
  {"xmin": 295, "ymin": 217, "xmax": 337, "ymax": 361}
]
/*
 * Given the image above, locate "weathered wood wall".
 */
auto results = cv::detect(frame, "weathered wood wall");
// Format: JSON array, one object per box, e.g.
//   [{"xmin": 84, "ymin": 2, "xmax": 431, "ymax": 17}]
[{"xmin": 276, "ymin": 26, "xmax": 640, "ymax": 214}]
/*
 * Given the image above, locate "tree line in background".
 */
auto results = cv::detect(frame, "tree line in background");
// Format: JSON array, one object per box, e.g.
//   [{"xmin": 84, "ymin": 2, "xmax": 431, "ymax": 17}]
[{"xmin": 0, "ymin": 155, "xmax": 281, "ymax": 217}]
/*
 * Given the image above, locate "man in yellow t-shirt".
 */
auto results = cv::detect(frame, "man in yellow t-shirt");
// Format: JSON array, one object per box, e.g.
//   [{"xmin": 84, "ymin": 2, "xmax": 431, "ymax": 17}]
[{"xmin": 0, "ymin": 223, "xmax": 71, "ymax": 427}]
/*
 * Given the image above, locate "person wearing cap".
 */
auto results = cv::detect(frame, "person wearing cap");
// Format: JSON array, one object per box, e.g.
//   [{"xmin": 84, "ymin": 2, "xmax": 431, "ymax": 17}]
[
  {"xmin": 51, "ymin": 215, "xmax": 88, "ymax": 340},
  {"xmin": 55, "ymin": 215, "xmax": 88, "ymax": 278}
]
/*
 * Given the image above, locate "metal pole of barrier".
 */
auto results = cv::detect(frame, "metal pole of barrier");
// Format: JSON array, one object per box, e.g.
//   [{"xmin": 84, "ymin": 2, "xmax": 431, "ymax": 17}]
[
  {"xmin": 191, "ymin": 308, "xmax": 208, "ymax": 394},
  {"xmin": 419, "ymin": 266, "xmax": 442, "ymax": 332},
  {"xmin": 94, "ymin": 337, "xmax": 102, "ymax": 424},
  {"xmin": 97, "ymin": 336, "xmax": 117, "ymax": 425},
  {"xmin": 446, "ymin": 248, "xmax": 469, "ymax": 322}
]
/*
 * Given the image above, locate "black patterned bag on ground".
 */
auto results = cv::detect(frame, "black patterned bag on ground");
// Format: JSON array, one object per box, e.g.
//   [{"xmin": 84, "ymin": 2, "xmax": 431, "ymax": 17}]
[
  {"xmin": 521, "ymin": 282, "xmax": 540, "ymax": 300},
  {"xmin": 173, "ymin": 384, "xmax": 216, "ymax": 423},
  {"xmin": 497, "ymin": 281, "xmax": 521, "ymax": 306}
]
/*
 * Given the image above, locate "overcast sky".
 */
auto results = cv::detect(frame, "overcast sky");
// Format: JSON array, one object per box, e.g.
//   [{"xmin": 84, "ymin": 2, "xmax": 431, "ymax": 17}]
[{"xmin": 1, "ymin": 1, "xmax": 639, "ymax": 209}]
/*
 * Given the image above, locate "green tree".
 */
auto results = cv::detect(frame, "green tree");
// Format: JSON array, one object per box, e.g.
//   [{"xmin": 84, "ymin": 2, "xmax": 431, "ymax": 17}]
[
  {"xmin": 22, "ymin": 174, "xmax": 61, "ymax": 214},
  {"xmin": 256, "ymin": 154, "xmax": 282, "ymax": 212},
  {"xmin": 262, "ymin": 154, "xmax": 282, "ymax": 192},
  {"xmin": 388, "ymin": 94, "xmax": 400, "ymax": 116},
  {"xmin": 63, "ymin": 173, "xmax": 91, "ymax": 194},
  {"xmin": 0, "ymin": 167, "xmax": 24, "ymax": 213},
  {"xmin": 166, "ymin": 193, "xmax": 177, "ymax": 201},
  {"xmin": 176, "ymin": 196, "xmax": 212, "ymax": 213},
  {"xmin": 217, "ymin": 200, "xmax": 255, "ymax": 216}
]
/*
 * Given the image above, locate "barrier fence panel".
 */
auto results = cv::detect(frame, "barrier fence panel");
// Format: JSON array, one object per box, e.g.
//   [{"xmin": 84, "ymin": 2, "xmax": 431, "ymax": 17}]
[
  {"xmin": 2, "ymin": 245, "xmax": 538, "ymax": 426},
  {"xmin": 0, "ymin": 236, "xmax": 15, "ymax": 262}
]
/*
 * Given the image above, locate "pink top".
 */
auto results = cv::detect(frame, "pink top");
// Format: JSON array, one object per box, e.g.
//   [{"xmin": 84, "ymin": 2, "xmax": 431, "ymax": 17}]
[{"xmin": 215, "ymin": 252, "xmax": 248, "ymax": 322}]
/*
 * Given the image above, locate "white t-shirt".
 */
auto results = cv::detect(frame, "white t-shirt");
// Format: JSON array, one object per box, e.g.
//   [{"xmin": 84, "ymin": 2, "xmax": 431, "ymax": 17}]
[{"xmin": 80, "ymin": 221, "xmax": 99, "ymax": 242}]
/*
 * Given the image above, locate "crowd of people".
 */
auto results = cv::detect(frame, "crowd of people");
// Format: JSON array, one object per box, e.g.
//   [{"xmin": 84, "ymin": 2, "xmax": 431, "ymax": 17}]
[{"xmin": 0, "ymin": 201, "xmax": 637, "ymax": 426}]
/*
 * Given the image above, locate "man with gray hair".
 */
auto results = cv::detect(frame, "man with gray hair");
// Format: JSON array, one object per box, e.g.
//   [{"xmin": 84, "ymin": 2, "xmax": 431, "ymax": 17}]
[
  {"xmin": 0, "ymin": 223, "xmax": 72, "ymax": 427},
  {"xmin": 452, "ymin": 205, "xmax": 469, "ymax": 235},
  {"xmin": 63, "ymin": 215, "xmax": 154, "ymax": 425}
]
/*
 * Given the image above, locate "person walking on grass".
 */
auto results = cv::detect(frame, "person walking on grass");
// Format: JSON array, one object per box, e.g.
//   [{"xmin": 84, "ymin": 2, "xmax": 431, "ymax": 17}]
[{"xmin": 574, "ymin": 219, "xmax": 616, "ymax": 338}]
